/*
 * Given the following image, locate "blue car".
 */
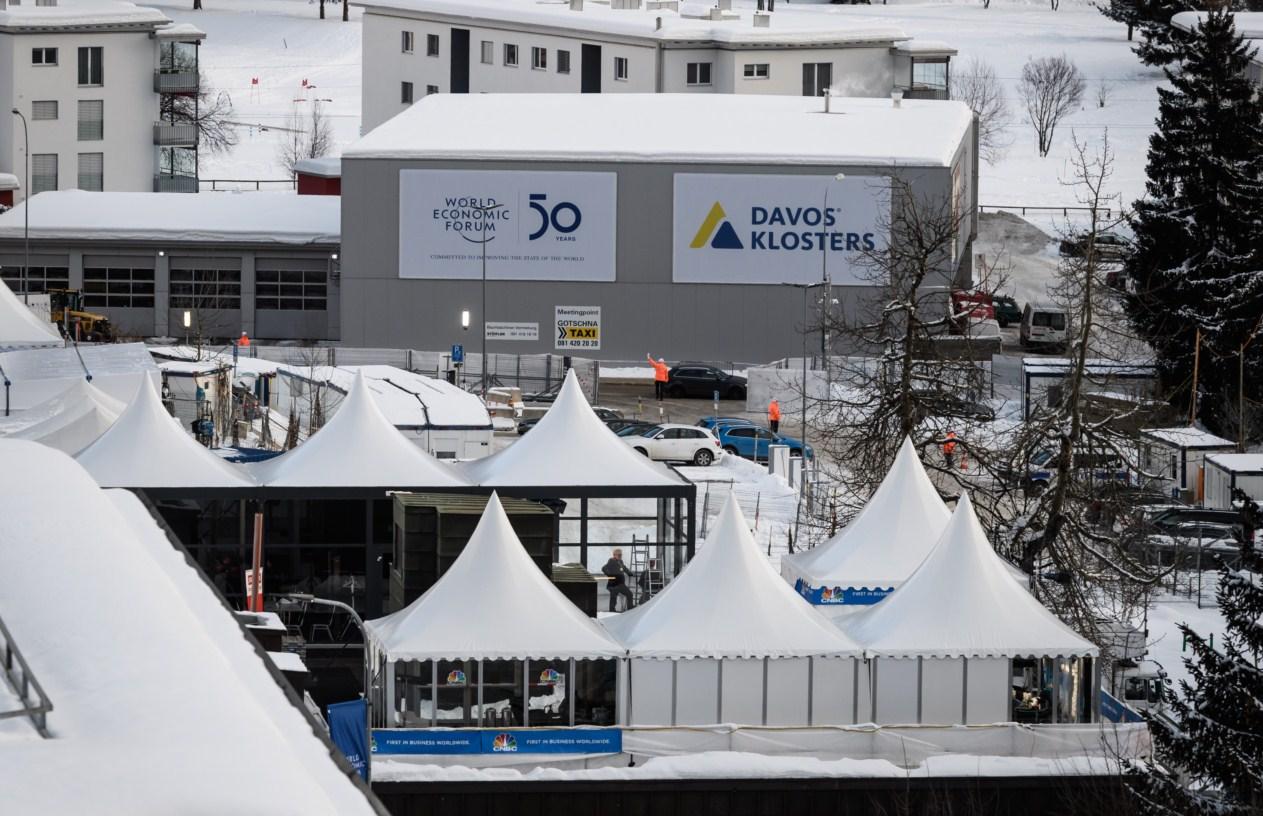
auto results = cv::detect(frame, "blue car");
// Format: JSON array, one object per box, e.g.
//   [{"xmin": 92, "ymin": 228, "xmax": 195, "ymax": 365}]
[
  {"xmin": 714, "ymin": 423, "xmax": 814, "ymax": 461},
  {"xmin": 695, "ymin": 416, "xmax": 755, "ymax": 430}
]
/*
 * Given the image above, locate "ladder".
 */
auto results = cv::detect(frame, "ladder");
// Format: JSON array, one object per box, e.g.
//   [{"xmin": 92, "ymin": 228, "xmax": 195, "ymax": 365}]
[
  {"xmin": 629, "ymin": 536, "xmax": 664, "ymax": 604},
  {"xmin": 0, "ymin": 613, "xmax": 53, "ymax": 738}
]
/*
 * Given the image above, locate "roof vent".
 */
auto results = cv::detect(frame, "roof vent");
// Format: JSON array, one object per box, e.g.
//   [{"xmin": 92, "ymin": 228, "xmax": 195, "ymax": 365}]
[
  {"xmin": 753, "ymin": 11, "xmax": 769, "ymax": 26},
  {"xmin": 717, "ymin": 0, "xmax": 731, "ymax": 9},
  {"xmin": 569, "ymin": 0, "xmax": 583, "ymax": 10},
  {"xmin": 35, "ymin": 0, "xmax": 57, "ymax": 6},
  {"xmin": 892, "ymin": 89, "xmax": 903, "ymax": 108},
  {"xmin": 611, "ymin": 0, "xmax": 641, "ymax": 9}
]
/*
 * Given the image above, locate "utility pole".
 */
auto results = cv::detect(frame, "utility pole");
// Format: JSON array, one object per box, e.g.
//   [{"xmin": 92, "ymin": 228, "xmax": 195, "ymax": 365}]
[
  {"xmin": 10, "ymin": 109, "xmax": 30, "ymax": 304},
  {"xmin": 458, "ymin": 202, "xmax": 504, "ymax": 401}
]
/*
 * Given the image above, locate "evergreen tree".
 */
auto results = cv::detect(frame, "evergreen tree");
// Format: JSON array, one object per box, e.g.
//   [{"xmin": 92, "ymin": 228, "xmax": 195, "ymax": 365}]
[
  {"xmin": 1133, "ymin": 0, "xmax": 1195, "ymax": 67},
  {"xmin": 1132, "ymin": 488, "xmax": 1263, "ymax": 813},
  {"xmin": 1123, "ymin": 10, "xmax": 1263, "ymax": 434}
]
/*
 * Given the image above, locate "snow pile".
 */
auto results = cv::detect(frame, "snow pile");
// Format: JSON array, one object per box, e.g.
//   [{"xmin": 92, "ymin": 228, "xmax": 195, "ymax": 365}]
[{"xmin": 1140, "ymin": 426, "xmax": 1236, "ymax": 450}]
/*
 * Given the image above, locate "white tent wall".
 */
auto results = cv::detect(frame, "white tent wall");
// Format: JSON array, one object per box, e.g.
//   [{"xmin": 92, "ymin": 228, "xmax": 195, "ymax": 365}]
[
  {"xmin": 811, "ymin": 657, "xmax": 858, "ymax": 725},
  {"xmin": 675, "ymin": 660, "xmax": 720, "ymax": 726},
  {"xmin": 766, "ymin": 658, "xmax": 810, "ymax": 726},
  {"xmin": 856, "ymin": 659, "xmax": 874, "ymax": 723},
  {"xmin": 868, "ymin": 657, "xmax": 1020, "ymax": 726},
  {"xmin": 920, "ymin": 658, "xmax": 964, "ymax": 725},
  {"xmin": 965, "ymin": 658, "xmax": 1011, "ymax": 724},
  {"xmin": 629, "ymin": 659, "xmax": 673, "ymax": 726},
  {"xmin": 873, "ymin": 659, "xmax": 920, "ymax": 724},
  {"xmin": 721, "ymin": 659, "xmax": 763, "ymax": 724}
]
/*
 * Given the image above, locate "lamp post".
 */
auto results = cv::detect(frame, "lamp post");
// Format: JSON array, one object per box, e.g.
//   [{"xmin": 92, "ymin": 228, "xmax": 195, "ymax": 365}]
[
  {"xmin": 10, "ymin": 108, "xmax": 30, "ymax": 304},
  {"xmin": 457, "ymin": 202, "xmax": 505, "ymax": 401},
  {"xmin": 281, "ymin": 593, "xmax": 373, "ymax": 782}
]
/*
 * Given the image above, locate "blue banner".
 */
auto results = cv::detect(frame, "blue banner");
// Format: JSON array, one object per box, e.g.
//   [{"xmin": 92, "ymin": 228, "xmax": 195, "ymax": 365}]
[
  {"xmin": 794, "ymin": 578, "xmax": 891, "ymax": 605},
  {"xmin": 372, "ymin": 728, "xmax": 622, "ymax": 756},
  {"xmin": 1100, "ymin": 690, "xmax": 1145, "ymax": 723},
  {"xmin": 327, "ymin": 699, "xmax": 370, "ymax": 780}
]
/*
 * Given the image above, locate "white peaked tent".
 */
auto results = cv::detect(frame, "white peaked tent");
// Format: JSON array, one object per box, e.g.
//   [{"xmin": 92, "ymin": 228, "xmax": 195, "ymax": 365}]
[
  {"xmin": 845, "ymin": 493, "xmax": 1099, "ymax": 726},
  {"xmin": 603, "ymin": 497, "xmax": 863, "ymax": 727},
  {"xmin": 75, "ymin": 377, "xmax": 255, "ymax": 490},
  {"xmin": 782, "ymin": 437, "xmax": 950, "ymax": 605},
  {"xmin": 0, "ymin": 377, "xmax": 125, "ymax": 453},
  {"xmin": 0, "ymin": 279, "xmax": 61, "ymax": 350},
  {"xmin": 251, "ymin": 370, "xmax": 466, "ymax": 490}
]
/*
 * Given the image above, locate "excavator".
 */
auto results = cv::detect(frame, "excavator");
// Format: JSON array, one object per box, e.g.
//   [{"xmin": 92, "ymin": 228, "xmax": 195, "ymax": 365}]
[{"xmin": 48, "ymin": 288, "xmax": 114, "ymax": 343}]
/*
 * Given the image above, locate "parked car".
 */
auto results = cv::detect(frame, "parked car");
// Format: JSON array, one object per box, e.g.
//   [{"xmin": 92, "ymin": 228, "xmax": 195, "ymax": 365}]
[
  {"xmin": 623, "ymin": 424, "xmax": 723, "ymax": 466},
  {"xmin": 994, "ymin": 295, "xmax": 1022, "ymax": 328},
  {"xmin": 519, "ymin": 406, "xmax": 622, "ymax": 435},
  {"xmin": 1021, "ymin": 448, "xmax": 1130, "ymax": 494},
  {"xmin": 615, "ymin": 421, "xmax": 659, "ymax": 437},
  {"xmin": 1059, "ymin": 230, "xmax": 1131, "ymax": 262},
  {"xmin": 696, "ymin": 416, "xmax": 755, "ymax": 430},
  {"xmin": 1020, "ymin": 302, "xmax": 1069, "ymax": 352},
  {"xmin": 714, "ymin": 423, "xmax": 813, "ymax": 461},
  {"xmin": 1144, "ymin": 506, "xmax": 1241, "ymax": 536},
  {"xmin": 666, "ymin": 364, "xmax": 747, "ymax": 400}
]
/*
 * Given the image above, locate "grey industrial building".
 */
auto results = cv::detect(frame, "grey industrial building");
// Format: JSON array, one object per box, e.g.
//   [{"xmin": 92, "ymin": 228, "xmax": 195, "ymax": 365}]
[{"xmin": 340, "ymin": 92, "xmax": 977, "ymax": 362}]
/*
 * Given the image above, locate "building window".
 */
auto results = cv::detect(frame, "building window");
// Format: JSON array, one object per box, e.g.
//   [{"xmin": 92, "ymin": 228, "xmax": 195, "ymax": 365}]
[
  {"xmin": 557, "ymin": 49, "xmax": 571, "ymax": 74},
  {"xmin": 77, "ymin": 152, "xmax": 103, "ymax": 191},
  {"xmin": 256, "ymin": 269, "xmax": 328, "ymax": 311},
  {"xmin": 77, "ymin": 46, "xmax": 104, "ymax": 86},
  {"xmin": 401, "ymin": 81, "xmax": 414, "ymax": 104},
  {"xmin": 686, "ymin": 62, "xmax": 712, "ymax": 86},
  {"xmin": 83, "ymin": 266, "xmax": 154, "ymax": 308},
  {"xmin": 31, "ymin": 154, "xmax": 57, "ymax": 194},
  {"xmin": 912, "ymin": 59, "xmax": 949, "ymax": 92},
  {"xmin": 32, "ymin": 47, "xmax": 58, "ymax": 66},
  {"xmin": 31, "ymin": 100, "xmax": 58, "ymax": 121},
  {"xmin": 0, "ymin": 266, "xmax": 69, "ymax": 295},
  {"xmin": 480, "ymin": 40, "xmax": 493, "ymax": 64},
  {"xmin": 426, "ymin": 84, "xmax": 439, "ymax": 95},
  {"xmin": 802, "ymin": 62, "xmax": 832, "ymax": 97},
  {"xmin": 401, "ymin": 31, "xmax": 414, "ymax": 53},
  {"xmin": 743, "ymin": 63, "xmax": 769, "ymax": 79},
  {"xmin": 532, "ymin": 46, "xmax": 547, "ymax": 70},
  {"xmin": 426, "ymin": 33, "xmax": 440, "ymax": 57},
  {"xmin": 78, "ymin": 100, "xmax": 104, "ymax": 141},
  {"xmin": 614, "ymin": 56, "xmax": 628, "ymax": 81},
  {"xmin": 170, "ymin": 268, "xmax": 242, "ymax": 311},
  {"xmin": 504, "ymin": 43, "xmax": 518, "ymax": 67}
]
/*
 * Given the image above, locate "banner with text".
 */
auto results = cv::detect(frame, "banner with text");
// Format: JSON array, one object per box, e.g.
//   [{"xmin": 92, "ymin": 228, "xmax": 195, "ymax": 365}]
[
  {"xmin": 399, "ymin": 170, "xmax": 617, "ymax": 281},
  {"xmin": 371, "ymin": 728, "xmax": 622, "ymax": 756},
  {"xmin": 555, "ymin": 306, "xmax": 601, "ymax": 351},
  {"xmin": 672, "ymin": 173, "xmax": 889, "ymax": 285}
]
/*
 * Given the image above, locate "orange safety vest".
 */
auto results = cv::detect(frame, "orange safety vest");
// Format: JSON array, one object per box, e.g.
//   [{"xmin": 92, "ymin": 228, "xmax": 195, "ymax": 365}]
[
  {"xmin": 648, "ymin": 356, "xmax": 669, "ymax": 382},
  {"xmin": 768, "ymin": 401, "xmax": 781, "ymax": 421},
  {"xmin": 943, "ymin": 432, "xmax": 957, "ymax": 455}
]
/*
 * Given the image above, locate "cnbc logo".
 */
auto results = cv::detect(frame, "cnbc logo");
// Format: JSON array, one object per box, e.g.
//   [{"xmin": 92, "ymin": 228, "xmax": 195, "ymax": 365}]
[{"xmin": 689, "ymin": 202, "xmax": 744, "ymax": 250}]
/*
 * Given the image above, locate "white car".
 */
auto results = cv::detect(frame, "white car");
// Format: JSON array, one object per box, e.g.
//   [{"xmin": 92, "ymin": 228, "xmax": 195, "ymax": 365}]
[{"xmin": 624, "ymin": 423, "xmax": 723, "ymax": 467}]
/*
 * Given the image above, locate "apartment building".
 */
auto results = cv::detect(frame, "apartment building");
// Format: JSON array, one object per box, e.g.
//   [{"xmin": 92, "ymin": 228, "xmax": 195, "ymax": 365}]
[
  {"xmin": 356, "ymin": 0, "xmax": 955, "ymax": 131},
  {"xmin": 0, "ymin": 0, "xmax": 205, "ymax": 204}
]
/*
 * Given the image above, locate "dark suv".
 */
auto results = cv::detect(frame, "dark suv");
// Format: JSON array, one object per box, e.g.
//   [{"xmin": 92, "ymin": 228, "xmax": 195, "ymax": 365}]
[{"xmin": 666, "ymin": 364, "xmax": 747, "ymax": 400}]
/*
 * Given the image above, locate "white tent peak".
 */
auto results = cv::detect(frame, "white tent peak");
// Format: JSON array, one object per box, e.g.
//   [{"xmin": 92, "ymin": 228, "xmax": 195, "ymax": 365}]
[
  {"xmin": 463, "ymin": 368, "xmax": 684, "ymax": 488},
  {"xmin": 603, "ymin": 496, "xmax": 861, "ymax": 659},
  {"xmin": 75, "ymin": 375, "xmax": 255, "ymax": 489},
  {"xmin": 0, "ymin": 376, "xmax": 125, "ymax": 454},
  {"xmin": 0, "ymin": 278, "xmax": 61, "ymax": 349},
  {"xmin": 846, "ymin": 490, "xmax": 1098, "ymax": 659},
  {"xmin": 365, "ymin": 491, "xmax": 624, "ymax": 661},
  {"xmin": 251, "ymin": 366, "xmax": 466, "ymax": 488},
  {"xmin": 783, "ymin": 436, "xmax": 949, "ymax": 592}
]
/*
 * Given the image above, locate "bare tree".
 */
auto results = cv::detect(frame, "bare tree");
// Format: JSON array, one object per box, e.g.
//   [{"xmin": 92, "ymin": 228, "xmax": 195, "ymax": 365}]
[
  {"xmin": 1019, "ymin": 55, "xmax": 1086, "ymax": 157},
  {"xmin": 1095, "ymin": 77, "xmax": 1112, "ymax": 108},
  {"xmin": 276, "ymin": 101, "xmax": 334, "ymax": 176},
  {"xmin": 951, "ymin": 58, "xmax": 1012, "ymax": 165},
  {"xmin": 160, "ymin": 83, "xmax": 238, "ymax": 166}
]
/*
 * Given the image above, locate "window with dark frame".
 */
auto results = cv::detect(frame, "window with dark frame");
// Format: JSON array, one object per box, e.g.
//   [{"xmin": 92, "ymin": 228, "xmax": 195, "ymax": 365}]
[
  {"xmin": 31, "ymin": 47, "xmax": 58, "ymax": 66},
  {"xmin": 255, "ymin": 268, "xmax": 328, "ymax": 311},
  {"xmin": 77, "ymin": 46, "xmax": 103, "ymax": 86},
  {"xmin": 83, "ymin": 266, "xmax": 155, "ymax": 308},
  {"xmin": 401, "ymin": 31, "xmax": 414, "ymax": 53},
  {"xmin": 743, "ymin": 63, "xmax": 769, "ymax": 79},
  {"xmin": 401, "ymin": 81, "xmax": 414, "ymax": 104},
  {"xmin": 557, "ymin": 49, "xmax": 570, "ymax": 74},
  {"xmin": 0, "ymin": 266, "xmax": 69, "ymax": 295},
  {"xmin": 686, "ymin": 62, "xmax": 711, "ymax": 86},
  {"xmin": 532, "ymin": 46, "xmax": 547, "ymax": 70},
  {"xmin": 426, "ymin": 33, "xmax": 440, "ymax": 57},
  {"xmin": 504, "ymin": 43, "xmax": 518, "ymax": 66},
  {"xmin": 614, "ymin": 56, "xmax": 628, "ymax": 80},
  {"xmin": 426, "ymin": 84, "xmax": 439, "ymax": 95},
  {"xmin": 169, "ymin": 268, "xmax": 242, "ymax": 311}
]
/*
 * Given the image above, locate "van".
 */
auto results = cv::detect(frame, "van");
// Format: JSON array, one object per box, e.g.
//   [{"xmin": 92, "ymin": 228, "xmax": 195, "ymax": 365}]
[{"xmin": 1020, "ymin": 303, "xmax": 1068, "ymax": 351}]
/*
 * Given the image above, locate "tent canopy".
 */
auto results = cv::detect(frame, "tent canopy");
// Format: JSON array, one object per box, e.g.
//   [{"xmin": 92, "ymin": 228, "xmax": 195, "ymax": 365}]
[
  {"xmin": 365, "ymin": 492, "xmax": 625, "ymax": 662},
  {"xmin": 461, "ymin": 369, "xmax": 686, "ymax": 490},
  {"xmin": 846, "ymin": 493, "xmax": 1098, "ymax": 659},
  {"xmin": 75, "ymin": 377, "xmax": 255, "ymax": 490},
  {"xmin": 0, "ymin": 377, "xmax": 125, "ymax": 454},
  {"xmin": 251, "ymin": 370, "xmax": 466, "ymax": 489},
  {"xmin": 602, "ymin": 497, "xmax": 861, "ymax": 659},
  {"xmin": 783, "ymin": 437, "xmax": 950, "ymax": 593},
  {"xmin": 0, "ymin": 279, "xmax": 61, "ymax": 350}
]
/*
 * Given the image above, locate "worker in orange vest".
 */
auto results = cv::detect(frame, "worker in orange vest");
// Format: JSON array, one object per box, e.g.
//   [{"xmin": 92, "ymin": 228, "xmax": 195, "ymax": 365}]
[
  {"xmin": 768, "ymin": 398, "xmax": 781, "ymax": 433},
  {"xmin": 943, "ymin": 431, "xmax": 957, "ymax": 469},
  {"xmin": 647, "ymin": 354, "xmax": 669, "ymax": 401}
]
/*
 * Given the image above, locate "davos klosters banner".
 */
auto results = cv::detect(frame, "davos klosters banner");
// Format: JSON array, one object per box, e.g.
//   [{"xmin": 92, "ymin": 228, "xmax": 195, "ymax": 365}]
[
  {"xmin": 399, "ymin": 169, "xmax": 617, "ymax": 281},
  {"xmin": 672, "ymin": 174, "xmax": 889, "ymax": 285}
]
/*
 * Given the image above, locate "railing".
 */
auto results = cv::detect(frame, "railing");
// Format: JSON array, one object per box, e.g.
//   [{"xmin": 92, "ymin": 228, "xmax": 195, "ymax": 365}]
[
  {"xmin": 154, "ymin": 70, "xmax": 199, "ymax": 94},
  {"xmin": 153, "ymin": 173, "xmax": 199, "ymax": 193},
  {"xmin": 153, "ymin": 121, "xmax": 198, "ymax": 147},
  {"xmin": 199, "ymin": 179, "xmax": 296, "ymax": 192},
  {"xmin": 0, "ymin": 613, "xmax": 53, "ymax": 738},
  {"xmin": 978, "ymin": 204, "xmax": 1114, "ymax": 219}
]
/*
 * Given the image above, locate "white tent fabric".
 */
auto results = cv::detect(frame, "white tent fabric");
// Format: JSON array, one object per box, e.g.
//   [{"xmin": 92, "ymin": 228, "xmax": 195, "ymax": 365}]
[
  {"xmin": 603, "ymin": 497, "xmax": 861, "ymax": 659},
  {"xmin": 846, "ymin": 493, "xmax": 1098, "ymax": 659},
  {"xmin": 251, "ymin": 370, "xmax": 466, "ymax": 488},
  {"xmin": 0, "ymin": 279, "xmax": 61, "ymax": 350},
  {"xmin": 365, "ymin": 493, "xmax": 625, "ymax": 661},
  {"xmin": 462, "ymin": 369, "xmax": 683, "ymax": 488},
  {"xmin": 75, "ymin": 377, "xmax": 255, "ymax": 489},
  {"xmin": 0, "ymin": 377, "xmax": 125, "ymax": 453},
  {"xmin": 782, "ymin": 437, "xmax": 950, "ymax": 601}
]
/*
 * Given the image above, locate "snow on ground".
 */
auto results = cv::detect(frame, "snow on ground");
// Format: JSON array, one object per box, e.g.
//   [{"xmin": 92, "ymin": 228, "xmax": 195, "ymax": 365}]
[{"xmin": 1145, "ymin": 594, "xmax": 1228, "ymax": 692}]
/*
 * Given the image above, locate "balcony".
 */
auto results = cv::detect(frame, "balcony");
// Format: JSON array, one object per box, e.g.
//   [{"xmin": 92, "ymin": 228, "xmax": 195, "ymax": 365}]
[
  {"xmin": 153, "ymin": 173, "xmax": 198, "ymax": 193},
  {"xmin": 154, "ymin": 70, "xmax": 200, "ymax": 94},
  {"xmin": 153, "ymin": 121, "xmax": 198, "ymax": 147},
  {"xmin": 904, "ymin": 86, "xmax": 950, "ymax": 101}
]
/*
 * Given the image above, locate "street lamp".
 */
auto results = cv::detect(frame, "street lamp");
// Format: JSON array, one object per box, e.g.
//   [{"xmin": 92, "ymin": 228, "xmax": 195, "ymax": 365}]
[
  {"xmin": 461, "ymin": 309, "xmax": 470, "ymax": 330},
  {"xmin": 281, "ymin": 592, "xmax": 373, "ymax": 782},
  {"xmin": 457, "ymin": 202, "xmax": 506, "ymax": 402},
  {"xmin": 10, "ymin": 108, "xmax": 30, "ymax": 304},
  {"xmin": 182, "ymin": 309, "xmax": 191, "ymax": 346}
]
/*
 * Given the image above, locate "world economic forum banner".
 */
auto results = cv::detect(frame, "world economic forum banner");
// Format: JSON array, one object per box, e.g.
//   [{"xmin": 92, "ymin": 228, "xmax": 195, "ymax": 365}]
[
  {"xmin": 672, "ymin": 173, "xmax": 889, "ymax": 285},
  {"xmin": 399, "ymin": 169, "xmax": 617, "ymax": 281},
  {"xmin": 327, "ymin": 699, "xmax": 370, "ymax": 780}
]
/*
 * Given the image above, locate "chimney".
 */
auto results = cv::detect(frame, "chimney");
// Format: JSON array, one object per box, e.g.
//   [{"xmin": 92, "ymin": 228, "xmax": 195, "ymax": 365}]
[
  {"xmin": 824, "ymin": 89, "xmax": 831, "ymax": 114},
  {"xmin": 753, "ymin": 11, "xmax": 769, "ymax": 26},
  {"xmin": 891, "ymin": 89, "xmax": 903, "ymax": 108},
  {"xmin": 709, "ymin": 6, "xmax": 724, "ymax": 19},
  {"xmin": 717, "ymin": 0, "xmax": 731, "ymax": 9},
  {"xmin": 656, "ymin": 15, "xmax": 662, "ymax": 29}
]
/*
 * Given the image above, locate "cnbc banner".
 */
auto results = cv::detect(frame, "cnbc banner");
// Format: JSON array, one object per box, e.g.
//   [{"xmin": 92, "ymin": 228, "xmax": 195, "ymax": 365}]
[
  {"xmin": 672, "ymin": 173, "xmax": 889, "ymax": 285},
  {"xmin": 399, "ymin": 169, "xmax": 617, "ymax": 281}
]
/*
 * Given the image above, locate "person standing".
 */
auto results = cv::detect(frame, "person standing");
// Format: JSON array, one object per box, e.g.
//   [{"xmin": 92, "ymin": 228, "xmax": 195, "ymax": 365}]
[
  {"xmin": 647, "ymin": 354, "xmax": 669, "ymax": 401},
  {"xmin": 602, "ymin": 548, "xmax": 636, "ymax": 613},
  {"xmin": 768, "ymin": 398, "xmax": 781, "ymax": 433},
  {"xmin": 942, "ymin": 431, "xmax": 957, "ymax": 469}
]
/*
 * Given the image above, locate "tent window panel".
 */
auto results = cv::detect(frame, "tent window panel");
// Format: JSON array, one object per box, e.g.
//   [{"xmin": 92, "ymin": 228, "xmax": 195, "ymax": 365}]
[
  {"xmin": 396, "ymin": 660, "xmax": 435, "ymax": 726},
  {"xmin": 765, "ymin": 658, "xmax": 810, "ymax": 726},
  {"xmin": 529, "ymin": 660, "xmax": 569, "ymax": 726},
  {"xmin": 628, "ymin": 659, "xmax": 673, "ymax": 726},
  {"xmin": 810, "ymin": 657, "xmax": 855, "ymax": 725},
  {"xmin": 719, "ymin": 658, "xmax": 763, "ymax": 725},
  {"xmin": 872, "ymin": 658, "xmax": 919, "ymax": 724},
  {"xmin": 919, "ymin": 657, "xmax": 964, "ymax": 725},
  {"xmin": 480, "ymin": 660, "xmax": 525, "ymax": 727},
  {"xmin": 673, "ymin": 659, "xmax": 719, "ymax": 726},
  {"xmin": 435, "ymin": 660, "xmax": 478, "ymax": 726},
  {"xmin": 968, "ymin": 657, "xmax": 1012, "ymax": 725},
  {"xmin": 573, "ymin": 660, "xmax": 616, "ymax": 726}
]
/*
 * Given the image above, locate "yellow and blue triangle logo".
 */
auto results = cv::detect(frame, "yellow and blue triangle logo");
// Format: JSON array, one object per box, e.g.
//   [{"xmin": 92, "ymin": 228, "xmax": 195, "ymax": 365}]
[{"xmin": 689, "ymin": 202, "xmax": 744, "ymax": 250}]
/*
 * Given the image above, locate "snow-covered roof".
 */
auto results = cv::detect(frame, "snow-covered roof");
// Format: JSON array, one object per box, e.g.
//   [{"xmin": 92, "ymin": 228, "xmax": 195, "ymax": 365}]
[
  {"xmin": 295, "ymin": 155, "xmax": 342, "ymax": 178},
  {"xmin": 461, "ymin": 369, "xmax": 686, "ymax": 489},
  {"xmin": 0, "ymin": 279, "xmax": 62, "ymax": 350},
  {"xmin": 366, "ymin": 493, "xmax": 625, "ymax": 661},
  {"xmin": 279, "ymin": 364, "xmax": 491, "ymax": 430},
  {"xmin": 0, "ymin": 341, "xmax": 160, "ymax": 408},
  {"xmin": 846, "ymin": 494, "xmax": 1098, "ymax": 659},
  {"xmin": 0, "ymin": 190, "xmax": 340, "ymax": 245},
  {"xmin": 0, "ymin": 172, "xmax": 18, "ymax": 191},
  {"xmin": 250, "ymin": 370, "xmax": 467, "ymax": 489},
  {"xmin": 347, "ymin": 94, "xmax": 974, "ymax": 168},
  {"xmin": 1140, "ymin": 426, "xmax": 1237, "ymax": 450},
  {"xmin": 603, "ymin": 497, "xmax": 861, "ymax": 659},
  {"xmin": 0, "ymin": 377, "xmax": 124, "ymax": 454},
  {"xmin": 1022, "ymin": 358, "xmax": 1155, "ymax": 377},
  {"xmin": 154, "ymin": 21, "xmax": 205, "ymax": 39},
  {"xmin": 893, "ymin": 39, "xmax": 956, "ymax": 55},
  {"xmin": 357, "ymin": 0, "xmax": 908, "ymax": 46},
  {"xmin": 0, "ymin": 0, "xmax": 169, "ymax": 31},
  {"xmin": 1205, "ymin": 452, "xmax": 1263, "ymax": 474},
  {"xmin": 1172, "ymin": 10, "xmax": 1263, "ymax": 39},
  {"xmin": 0, "ymin": 441, "xmax": 378, "ymax": 814},
  {"xmin": 782, "ymin": 438, "xmax": 950, "ymax": 593},
  {"xmin": 75, "ymin": 376, "xmax": 256, "ymax": 489}
]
